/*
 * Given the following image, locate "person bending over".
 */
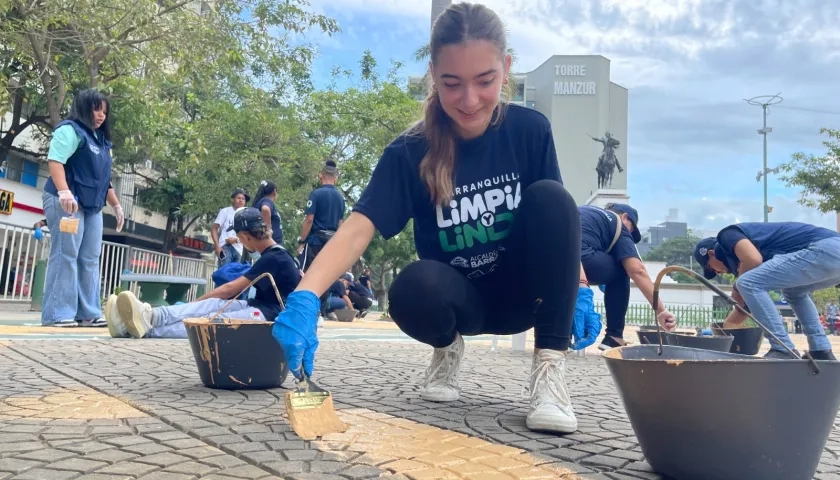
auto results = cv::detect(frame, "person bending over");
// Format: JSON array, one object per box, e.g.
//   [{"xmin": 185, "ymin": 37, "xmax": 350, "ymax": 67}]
[
  {"xmin": 322, "ymin": 273, "xmax": 353, "ymax": 319},
  {"xmin": 348, "ymin": 278, "xmax": 373, "ymax": 317},
  {"xmin": 579, "ymin": 203, "xmax": 676, "ymax": 350},
  {"xmin": 272, "ymin": 3, "xmax": 596, "ymax": 434},
  {"xmin": 105, "ymin": 208, "xmax": 301, "ymax": 338},
  {"xmin": 695, "ymin": 221, "xmax": 840, "ymax": 360}
]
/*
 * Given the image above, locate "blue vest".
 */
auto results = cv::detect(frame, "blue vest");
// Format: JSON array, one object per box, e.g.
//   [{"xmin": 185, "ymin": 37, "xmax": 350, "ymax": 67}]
[{"xmin": 44, "ymin": 119, "xmax": 113, "ymax": 213}]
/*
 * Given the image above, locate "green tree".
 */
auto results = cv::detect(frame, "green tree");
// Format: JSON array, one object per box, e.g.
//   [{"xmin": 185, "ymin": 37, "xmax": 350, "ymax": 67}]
[
  {"xmin": 780, "ymin": 128, "xmax": 840, "ymax": 212},
  {"xmin": 300, "ymin": 51, "xmax": 421, "ymax": 300}
]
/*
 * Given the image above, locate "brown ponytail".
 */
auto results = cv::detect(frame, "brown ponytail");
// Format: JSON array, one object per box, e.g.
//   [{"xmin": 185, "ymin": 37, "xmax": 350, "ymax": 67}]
[{"xmin": 412, "ymin": 2, "xmax": 510, "ymax": 205}]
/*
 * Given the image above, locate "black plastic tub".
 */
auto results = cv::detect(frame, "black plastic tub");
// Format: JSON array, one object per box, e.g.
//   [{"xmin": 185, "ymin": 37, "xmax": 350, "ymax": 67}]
[
  {"xmin": 710, "ymin": 322, "xmax": 764, "ymax": 355},
  {"xmin": 664, "ymin": 332, "xmax": 733, "ymax": 352},
  {"xmin": 636, "ymin": 329, "xmax": 665, "ymax": 345},
  {"xmin": 184, "ymin": 318, "xmax": 289, "ymax": 390},
  {"xmin": 604, "ymin": 345, "xmax": 840, "ymax": 480}
]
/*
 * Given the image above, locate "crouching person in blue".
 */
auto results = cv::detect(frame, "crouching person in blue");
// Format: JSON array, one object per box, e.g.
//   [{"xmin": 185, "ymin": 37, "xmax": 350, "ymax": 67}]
[
  {"xmin": 104, "ymin": 208, "xmax": 302, "ymax": 339},
  {"xmin": 580, "ymin": 203, "xmax": 677, "ymax": 350},
  {"xmin": 272, "ymin": 3, "xmax": 596, "ymax": 435},
  {"xmin": 694, "ymin": 221, "xmax": 840, "ymax": 360}
]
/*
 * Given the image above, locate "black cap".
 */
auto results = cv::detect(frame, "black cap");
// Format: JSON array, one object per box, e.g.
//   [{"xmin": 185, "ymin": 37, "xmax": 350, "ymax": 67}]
[
  {"xmin": 231, "ymin": 188, "xmax": 251, "ymax": 202},
  {"xmin": 608, "ymin": 203, "xmax": 641, "ymax": 243},
  {"xmin": 322, "ymin": 160, "xmax": 338, "ymax": 176},
  {"xmin": 694, "ymin": 237, "xmax": 718, "ymax": 279},
  {"xmin": 227, "ymin": 207, "xmax": 266, "ymax": 233}
]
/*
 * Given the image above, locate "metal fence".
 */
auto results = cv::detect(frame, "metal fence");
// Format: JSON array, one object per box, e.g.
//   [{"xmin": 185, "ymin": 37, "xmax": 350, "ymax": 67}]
[
  {"xmin": 595, "ymin": 302, "xmax": 731, "ymax": 329},
  {"xmin": 0, "ymin": 221, "xmax": 213, "ymax": 305}
]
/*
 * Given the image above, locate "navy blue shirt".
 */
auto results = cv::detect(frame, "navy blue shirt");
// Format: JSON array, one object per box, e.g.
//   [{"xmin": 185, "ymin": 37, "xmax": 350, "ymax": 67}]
[
  {"xmin": 305, "ymin": 185, "xmax": 345, "ymax": 246},
  {"xmin": 348, "ymin": 280, "xmax": 372, "ymax": 298},
  {"xmin": 327, "ymin": 280, "xmax": 346, "ymax": 298},
  {"xmin": 579, "ymin": 205, "xmax": 639, "ymax": 262},
  {"xmin": 254, "ymin": 198, "xmax": 283, "ymax": 245},
  {"xmin": 715, "ymin": 222, "xmax": 840, "ymax": 276},
  {"xmin": 353, "ymin": 105, "xmax": 562, "ymax": 281},
  {"xmin": 244, "ymin": 245, "xmax": 301, "ymax": 321}
]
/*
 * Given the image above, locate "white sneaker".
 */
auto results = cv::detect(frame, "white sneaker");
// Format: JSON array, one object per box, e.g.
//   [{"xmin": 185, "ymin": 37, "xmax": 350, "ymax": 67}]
[
  {"xmin": 116, "ymin": 291, "xmax": 154, "ymax": 339},
  {"xmin": 420, "ymin": 333, "xmax": 464, "ymax": 402},
  {"xmin": 523, "ymin": 349, "xmax": 578, "ymax": 434},
  {"xmin": 104, "ymin": 295, "xmax": 129, "ymax": 338}
]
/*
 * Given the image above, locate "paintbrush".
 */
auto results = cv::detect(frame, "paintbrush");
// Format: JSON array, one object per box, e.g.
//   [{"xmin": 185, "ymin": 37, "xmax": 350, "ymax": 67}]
[{"xmin": 284, "ymin": 375, "xmax": 347, "ymax": 440}]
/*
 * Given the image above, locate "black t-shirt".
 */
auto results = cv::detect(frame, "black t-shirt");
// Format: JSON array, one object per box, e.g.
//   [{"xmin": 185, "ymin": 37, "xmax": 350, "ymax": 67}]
[
  {"xmin": 255, "ymin": 198, "xmax": 284, "ymax": 245},
  {"xmin": 348, "ymin": 280, "xmax": 372, "ymax": 298},
  {"xmin": 579, "ymin": 205, "xmax": 640, "ymax": 262},
  {"xmin": 358, "ymin": 274, "xmax": 371, "ymax": 289},
  {"xmin": 244, "ymin": 245, "xmax": 301, "ymax": 321},
  {"xmin": 326, "ymin": 280, "xmax": 346, "ymax": 298},
  {"xmin": 353, "ymin": 105, "xmax": 562, "ymax": 282},
  {"xmin": 305, "ymin": 185, "xmax": 345, "ymax": 246}
]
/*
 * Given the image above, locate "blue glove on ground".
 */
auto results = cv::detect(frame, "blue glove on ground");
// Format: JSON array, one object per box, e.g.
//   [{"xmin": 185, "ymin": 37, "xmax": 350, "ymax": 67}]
[
  {"xmin": 33, "ymin": 227, "xmax": 43, "ymax": 241},
  {"xmin": 571, "ymin": 287, "xmax": 603, "ymax": 351},
  {"xmin": 272, "ymin": 290, "xmax": 320, "ymax": 380}
]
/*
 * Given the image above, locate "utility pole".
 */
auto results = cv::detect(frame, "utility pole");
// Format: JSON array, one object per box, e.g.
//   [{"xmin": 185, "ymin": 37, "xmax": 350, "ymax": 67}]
[{"xmin": 745, "ymin": 93, "xmax": 783, "ymax": 222}]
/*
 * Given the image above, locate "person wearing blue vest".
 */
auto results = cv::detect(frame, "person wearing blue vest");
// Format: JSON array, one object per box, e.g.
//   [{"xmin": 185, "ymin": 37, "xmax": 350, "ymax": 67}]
[
  {"xmin": 694, "ymin": 221, "xmax": 840, "ymax": 360},
  {"xmin": 42, "ymin": 89, "xmax": 124, "ymax": 328}
]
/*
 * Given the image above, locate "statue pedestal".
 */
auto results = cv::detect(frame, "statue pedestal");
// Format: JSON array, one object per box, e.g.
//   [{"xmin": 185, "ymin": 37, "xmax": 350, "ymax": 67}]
[{"xmin": 584, "ymin": 189, "xmax": 630, "ymax": 207}]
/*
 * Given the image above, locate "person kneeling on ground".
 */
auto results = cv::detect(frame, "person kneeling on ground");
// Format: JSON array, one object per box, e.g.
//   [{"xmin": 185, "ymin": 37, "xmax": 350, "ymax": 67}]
[
  {"xmin": 348, "ymin": 277, "xmax": 373, "ymax": 318},
  {"xmin": 104, "ymin": 208, "xmax": 302, "ymax": 338},
  {"xmin": 694, "ymin": 221, "xmax": 840, "ymax": 360},
  {"xmin": 579, "ymin": 203, "xmax": 676, "ymax": 350},
  {"xmin": 321, "ymin": 273, "xmax": 353, "ymax": 320}
]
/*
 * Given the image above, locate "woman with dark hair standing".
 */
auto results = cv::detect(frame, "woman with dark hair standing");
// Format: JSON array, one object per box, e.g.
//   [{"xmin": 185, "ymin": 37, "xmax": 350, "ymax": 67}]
[
  {"xmin": 252, "ymin": 180, "xmax": 283, "ymax": 247},
  {"xmin": 42, "ymin": 88, "xmax": 124, "ymax": 327},
  {"xmin": 272, "ymin": 2, "xmax": 602, "ymax": 434}
]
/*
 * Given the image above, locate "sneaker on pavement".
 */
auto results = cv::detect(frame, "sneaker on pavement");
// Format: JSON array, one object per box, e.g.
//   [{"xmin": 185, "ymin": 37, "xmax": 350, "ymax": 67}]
[
  {"xmin": 420, "ymin": 333, "xmax": 464, "ymax": 402},
  {"xmin": 78, "ymin": 318, "xmax": 107, "ymax": 327},
  {"xmin": 523, "ymin": 349, "xmax": 578, "ymax": 434},
  {"xmin": 104, "ymin": 294, "xmax": 129, "ymax": 338},
  {"xmin": 47, "ymin": 319, "xmax": 78, "ymax": 327},
  {"xmin": 803, "ymin": 350, "xmax": 837, "ymax": 361},
  {"xmin": 116, "ymin": 291, "xmax": 154, "ymax": 339},
  {"xmin": 598, "ymin": 335, "xmax": 628, "ymax": 351}
]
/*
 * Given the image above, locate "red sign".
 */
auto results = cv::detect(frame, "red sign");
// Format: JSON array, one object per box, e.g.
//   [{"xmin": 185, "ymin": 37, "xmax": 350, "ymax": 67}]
[{"xmin": 179, "ymin": 236, "xmax": 206, "ymax": 251}]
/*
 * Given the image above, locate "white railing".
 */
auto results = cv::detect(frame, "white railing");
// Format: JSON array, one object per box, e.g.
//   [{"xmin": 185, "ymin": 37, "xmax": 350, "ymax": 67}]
[{"xmin": 0, "ymin": 221, "xmax": 212, "ymax": 304}]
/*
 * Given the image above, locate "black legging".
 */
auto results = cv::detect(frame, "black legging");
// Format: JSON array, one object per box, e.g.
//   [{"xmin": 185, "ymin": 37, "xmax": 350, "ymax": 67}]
[
  {"xmin": 388, "ymin": 180, "xmax": 580, "ymax": 351},
  {"xmin": 581, "ymin": 252, "xmax": 629, "ymax": 339}
]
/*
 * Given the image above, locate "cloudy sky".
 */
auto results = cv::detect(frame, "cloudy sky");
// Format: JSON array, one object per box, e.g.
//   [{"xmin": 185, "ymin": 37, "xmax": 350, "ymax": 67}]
[{"xmin": 303, "ymin": 0, "xmax": 840, "ymax": 232}]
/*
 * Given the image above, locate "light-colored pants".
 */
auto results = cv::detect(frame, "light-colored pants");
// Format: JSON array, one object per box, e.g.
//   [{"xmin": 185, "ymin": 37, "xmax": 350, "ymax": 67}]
[
  {"xmin": 41, "ymin": 192, "xmax": 103, "ymax": 325},
  {"xmin": 148, "ymin": 298, "xmax": 265, "ymax": 338},
  {"xmin": 736, "ymin": 237, "xmax": 840, "ymax": 353}
]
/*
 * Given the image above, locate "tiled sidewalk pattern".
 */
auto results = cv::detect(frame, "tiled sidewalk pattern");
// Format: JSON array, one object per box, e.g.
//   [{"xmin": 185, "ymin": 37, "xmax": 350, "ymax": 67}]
[{"xmin": 2, "ymin": 339, "xmax": 840, "ymax": 479}]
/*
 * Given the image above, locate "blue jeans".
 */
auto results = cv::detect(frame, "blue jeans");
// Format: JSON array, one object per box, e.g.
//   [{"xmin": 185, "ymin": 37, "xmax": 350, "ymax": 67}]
[
  {"xmin": 325, "ymin": 296, "xmax": 346, "ymax": 313},
  {"xmin": 736, "ymin": 237, "xmax": 840, "ymax": 353},
  {"xmin": 219, "ymin": 244, "xmax": 242, "ymax": 266},
  {"xmin": 147, "ymin": 299, "xmax": 264, "ymax": 338},
  {"xmin": 41, "ymin": 192, "xmax": 103, "ymax": 325}
]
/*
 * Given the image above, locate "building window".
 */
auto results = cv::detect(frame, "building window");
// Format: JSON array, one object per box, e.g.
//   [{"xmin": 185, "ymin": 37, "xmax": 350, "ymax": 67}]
[{"xmin": 0, "ymin": 154, "xmax": 40, "ymax": 188}]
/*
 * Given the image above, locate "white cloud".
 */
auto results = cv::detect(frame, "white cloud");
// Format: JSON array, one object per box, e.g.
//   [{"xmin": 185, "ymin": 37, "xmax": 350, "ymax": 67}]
[{"xmin": 307, "ymin": 0, "xmax": 840, "ymax": 232}]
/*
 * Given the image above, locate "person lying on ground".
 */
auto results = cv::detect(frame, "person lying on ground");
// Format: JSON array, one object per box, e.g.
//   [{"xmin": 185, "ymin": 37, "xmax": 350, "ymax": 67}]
[
  {"xmin": 694, "ymin": 221, "xmax": 840, "ymax": 360},
  {"xmin": 104, "ymin": 207, "xmax": 302, "ymax": 339},
  {"xmin": 270, "ymin": 2, "xmax": 627, "ymax": 436},
  {"xmin": 579, "ymin": 203, "xmax": 676, "ymax": 350}
]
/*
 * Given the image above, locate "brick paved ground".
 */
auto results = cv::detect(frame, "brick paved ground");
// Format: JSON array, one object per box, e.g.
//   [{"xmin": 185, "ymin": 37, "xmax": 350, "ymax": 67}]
[{"xmin": 2, "ymin": 338, "xmax": 840, "ymax": 479}]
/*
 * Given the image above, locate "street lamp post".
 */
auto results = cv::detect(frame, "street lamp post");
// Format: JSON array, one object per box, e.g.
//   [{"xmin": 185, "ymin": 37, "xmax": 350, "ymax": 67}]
[{"xmin": 745, "ymin": 93, "xmax": 783, "ymax": 222}]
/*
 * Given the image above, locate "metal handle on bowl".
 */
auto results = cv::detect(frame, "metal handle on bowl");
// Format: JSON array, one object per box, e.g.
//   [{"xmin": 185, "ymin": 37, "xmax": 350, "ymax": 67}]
[
  {"xmin": 652, "ymin": 265, "xmax": 819, "ymax": 374},
  {"xmin": 208, "ymin": 272, "xmax": 285, "ymax": 322}
]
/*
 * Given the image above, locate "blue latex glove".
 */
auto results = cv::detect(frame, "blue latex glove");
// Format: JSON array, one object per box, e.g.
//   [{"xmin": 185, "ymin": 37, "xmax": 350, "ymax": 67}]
[
  {"xmin": 33, "ymin": 227, "xmax": 43, "ymax": 241},
  {"xmin": 571, "ymin": 287, "xmax": 603, "ymax": 351},
  {"xmin": 272, "ymin": 290, "xmax": 320, "ymax": 380}
]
